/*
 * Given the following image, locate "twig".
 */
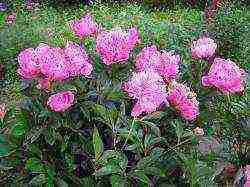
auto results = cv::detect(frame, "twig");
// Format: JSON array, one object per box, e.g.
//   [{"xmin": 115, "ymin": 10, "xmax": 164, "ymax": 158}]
[{"xmin": 122, "ymin": 117, "xmax": 135, "ymax": 149}]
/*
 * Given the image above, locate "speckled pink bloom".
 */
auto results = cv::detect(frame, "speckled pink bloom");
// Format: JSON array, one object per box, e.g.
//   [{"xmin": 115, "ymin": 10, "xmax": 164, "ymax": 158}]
[
  {"xmin": 202, "ymin": 58, "xmax": 246, "ymax": 93},
  {"xmin": 17, "ymin": 48, "xmax": 40, "ymax": 79},
  {"xmin": 64, "ymin": 41, "xmax": 93, "ymax": 77},
  {"xmin": 135, "ymin": 45, "xmax": 181, "ymax": 83},
  {"xmin": 47, "ymin": 91, "xmax": 75, "ymax": 112},
  {"xmin": 191, "ymin": 37, "xmax": 217, "ymax": 59},
  {"xmin": 36, "ymin": 43, "xmax": 71, "ymax": 81},
  {"xmin": 167, "ymin": 82, "xmax": 199, "ymax": 121},
  {"xmin": 123, "ymin": 70, "xmax": 168, "ymax": 117},
  {"xmin": 69, "ymin": 13, "xmax": 98, "ymax": 38},
  {"xmin": 96, "ymin": 27, "xmax": 140, "ymax": 65}
]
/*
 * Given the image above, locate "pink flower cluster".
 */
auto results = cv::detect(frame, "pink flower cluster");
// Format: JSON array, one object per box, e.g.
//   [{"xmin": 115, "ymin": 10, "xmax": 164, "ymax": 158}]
[
  {"xmin": 47, "ymin": 91, "xmax": 75, "ymax": 112},
  {"xmin": 202, "ymin": 58, "xmax": 246, "ymax": 93},
  {"xmin": 96, "ymin": 27, "xmax": 140, "ymax": 65},
  {"xmin": 167, "ymin": 82, "xmax": 199, "ymax": 121},
  {"xmin": 135, "ymin": 45, "xmax": 181, "ymax": 83},
  {"xmin": 69, "ymin": 13, "xmax": 99, "ymax": 38},
  {"xmin": 17, "ymin": 41, "xmax": 93, "ymax": 88},
  {"xmin": 123, "ymin": 70, "xmax": 168, "ymax": 117},
  {"xmin": 191, "ymin": 37, "xmax": 217, "ymax": 59}
]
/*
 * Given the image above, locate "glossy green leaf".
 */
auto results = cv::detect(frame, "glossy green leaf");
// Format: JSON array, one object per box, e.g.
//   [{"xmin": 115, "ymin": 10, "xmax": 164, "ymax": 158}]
[
  {"xmin": 29, "ymin": 174, "xmax": 48, "ymax": 185},
  {"xmin": 0, "ymin": 134, "xmax": 12, "ymax": 157},
  {"xmin": 129, "ymin": 170, "xmax": 149, "ymax": 184},
  {"xmin": 93, "ymin": 127, "xmax": 103, "ymax": 160},
  {"xmin": 110, "ymin": 175, "xmax": 126, "ymax": 187},
  {"xmin": 95, "ymin": 165, "xmax": 121, "ymax": 177},
  {"xmin": 25, "ymin": 158, "xmax": 44, "ymax": 172},
  {"xmin": 98, "ymin": 150, "xmax": 128, "ymax": 169},
  {"xmin": 11, "ymin": 122, "xmax": 28, "ymax": 137},
  {"xmin": 44, "ymin": 126, "xmax": 57, "ymax": 146}
]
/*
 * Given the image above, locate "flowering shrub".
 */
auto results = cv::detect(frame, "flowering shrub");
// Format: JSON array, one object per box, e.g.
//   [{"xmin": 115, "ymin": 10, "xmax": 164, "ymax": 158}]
[{"xmin": 0, "ymin": 1, "xmax": 248, "ymax": 186}]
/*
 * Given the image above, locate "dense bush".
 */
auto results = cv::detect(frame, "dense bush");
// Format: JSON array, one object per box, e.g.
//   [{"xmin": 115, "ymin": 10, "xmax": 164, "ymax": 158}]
[{"xmin": 0, "ymin": 0, "xmax": 249, "ymax": 186}]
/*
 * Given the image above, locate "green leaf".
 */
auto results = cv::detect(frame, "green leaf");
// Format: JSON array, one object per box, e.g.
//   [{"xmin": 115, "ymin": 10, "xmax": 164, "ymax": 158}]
[
  {"xmin": 140, "ymin": 121, "xmax": 160, "ymax": 136},
  {"xmin": 93, "ymin": 104, "xmax": 110, "ymax": 124},
  {"xmin": 0, "ymin": 134, "xmax": 8, "ymax": 144},
  {"xmin": 98, "ymin": 150, "xmax": 128, "ymax": 169},
  {"xmin": 129, "ymin": 170, "xmax": 150, "ymax": 184},
  {"xmin": 95, "ymin": 165, "xmax": 121, "ymax": 177},
  {"xmin": 58, "ymin": 179, "xmax": 69, "ymax": 187},
  {"xmin": 44, "ymin": 126, "xmax": 57, "ymax": 146},
  {"xmin": 28, "ymin": 144, "xmax": 42, "ymax": 159},
  {"xmin": 24, "ymin": 126, "xmax": 44, "ymax": 145},
  {"xmin": 80, "ymin": 176, "xmax": 96, "ymax": 186},
  {"xmin": 0, "ymin": 134, "xmax": 12, "ymax": 157},
  {"xmin": 104, "ymin": 88, "xmax": 126, "ymax": 100},
  {"xmin": 25, "ymin": 158, "xmax": 44, "ymax": 173},
  {"xmin": 110, "ymin": 175, "xmax": 126, "ymax": 187},
  {"xmin": 29, "ymin": 174, "xmax": 48, "ymax": 185},
  {"xmin": 172, "ymin": 120, "xmax": 183, "ymax": 143},
  {"xmin": 144, "ymin": 167, "xmax": 165, "ymax": 177},
  {"xmin": 93, "ymin": 127, "xmax": 103, "ymax": 160},
  {"xmin": 11, "ymin": 122, "xmax": 28, "ymax": 137},
  {"xmin": 0, "ymin": 145, "xmax": 11, "ymax": 157}
]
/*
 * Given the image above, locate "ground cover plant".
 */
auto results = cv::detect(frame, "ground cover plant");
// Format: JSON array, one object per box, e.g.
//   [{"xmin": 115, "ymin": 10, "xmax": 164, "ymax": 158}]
[{"xmin": 0, "ymin": 0, "xmax": 249, "ymax": 186}]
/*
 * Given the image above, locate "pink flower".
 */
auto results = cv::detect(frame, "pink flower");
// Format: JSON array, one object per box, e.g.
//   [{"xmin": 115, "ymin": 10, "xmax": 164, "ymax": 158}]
[
  {"xmin": 36, "ymin": 77, "xmax": 52, "ymax": 91},
  {"xmin": 47, "ymin": 91, "xmax": 75, "ymax": 112},
  {"xmin": 69, "ymin": 13, "xmax": 98, "ymax": 38},
  {"xmin": 202, "ymin": 58, "xmax": 246, "ymax": 93},
  {"xmin": 17, "ymin": 42, "xmax": 93, "ymax": 89},
  {"xmin": 17, "ymin": 48, "xmax": 40, "ymax": 79},
  {"xmin": 245, "ymin": 165, "xmax": 250, "ymax": 187},
  {"xmin": 135, "ymin": 45, "xmax": 181, "ymax": 83},
  {"xmin": 191, "ymin": 37, "xmax": 217, "ymax": 59},
  {"xmin": 135, "ymin": 45, "xmax": 161, "ymax": 70},
  {"xmin": 5, "ymin": 12, "xmax": 17, "ymax": 25},
  {"xmin": 96, "ymin": 27, "xmax": 140, "ymax": 65},
  {"xmin": 64, "ymin": 41, "xmax": 93, "ymax": 77},
  {"xmin": 36, "ymin": 44, "xmax": 71, "ymax": 81},
  {"xmin": 167, "ymin": 82, "xmax": 199, "ymax": 121},
  {"xmin": 123, "ymin": 70, "xmax": 168, "ymax": 117},
  {"xmin": 0, "ymin": 103, "xmax": 7, "ymax": 119},
  {"xmin": 26, "ymin": 0, "xmax": 39, "ymax": 11}
]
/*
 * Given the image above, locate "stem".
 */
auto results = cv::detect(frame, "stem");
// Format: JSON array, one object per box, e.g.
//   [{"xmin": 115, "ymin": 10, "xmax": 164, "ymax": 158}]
[
  {"xmin": 122, "ymin": 118, "xmax": 135, "ymax": 149},
  {"xmin": 163, "ymin": 139, "xmax": 192, "ymax": 154}
]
